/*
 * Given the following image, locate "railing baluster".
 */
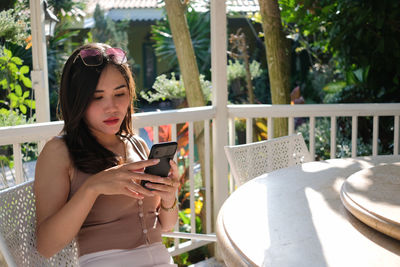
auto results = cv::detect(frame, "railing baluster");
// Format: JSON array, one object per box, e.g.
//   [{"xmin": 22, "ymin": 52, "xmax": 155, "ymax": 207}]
[
  {"xmin": 268, "ymin": 117, "xmax": 273, "ymax": 139},
  {"xmin": 395, "ymin": 116, "xmax": 399, "ymax": 155},
  {"xmin": 171, "ymin": 123, "xmax": 179, "ymax": 249},
  {"xmin": 373, "ymin": 116, "xmax": 379, "ymax": 156},
  {"xmin": 13, "ymin": 143, "xmax": 24, "ymax": 184},
  {"xmin": 229, "ymin": 117, "xmax": 235, "ymax": 146},
  {"xmin": 309, "ymin": 117, "xmax": 315, "ymax": 160},
  {"xmin": 153, "ymin": 126, "xmax": 159, "ymax": 144},
  {"xmin": 330, "ymin": 116, "xmax": 336, "ymax": 159},
  {"xmin": 204, "ymin": 120, "xmax": 211, "ymax": 234},
  {"xmin": 352, "ymin": 116, "xmax": 358, "ymax": 157},
  {"xmin": 188, "ymin": 122, "xmax": 195, "ymax": 234},
  {"xmin": 228, "ymin": 118, "xmax": 235, "ymax": 192},
  {"xmin": 288, "ymin": 117, "xmax": 294, "ymax": 135},
  {"xmin": 246, "ymin": 118, "xmax": 252, "ymax": 143}
]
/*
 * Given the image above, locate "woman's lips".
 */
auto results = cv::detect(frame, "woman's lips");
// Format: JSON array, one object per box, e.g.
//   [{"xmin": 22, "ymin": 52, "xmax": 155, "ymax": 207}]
[{"xmin": 103, "ymin": 117, "xmax": 119, "ymax": 125}]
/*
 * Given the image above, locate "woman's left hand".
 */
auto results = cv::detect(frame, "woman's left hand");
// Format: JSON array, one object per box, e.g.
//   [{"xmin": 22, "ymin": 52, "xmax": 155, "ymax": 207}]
[{"xmin": 144, "ymin": 160, "xmax": 179, "ymax": 207}]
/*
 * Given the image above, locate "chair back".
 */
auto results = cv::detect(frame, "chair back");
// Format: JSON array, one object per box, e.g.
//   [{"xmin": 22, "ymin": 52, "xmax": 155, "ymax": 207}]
[
  {"xmin": 0, "ymin": 180, "xmax": 79, "ymax": 267},
  {"xmin": 224, "ymin": 133, "xmax": 312, "ymax": 187}
]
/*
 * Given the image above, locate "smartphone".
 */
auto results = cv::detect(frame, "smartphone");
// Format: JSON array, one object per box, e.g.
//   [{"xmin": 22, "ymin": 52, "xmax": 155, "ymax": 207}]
[{"xmin": 141, "ymin": 141, "xmax": 178, "ymax": 189}]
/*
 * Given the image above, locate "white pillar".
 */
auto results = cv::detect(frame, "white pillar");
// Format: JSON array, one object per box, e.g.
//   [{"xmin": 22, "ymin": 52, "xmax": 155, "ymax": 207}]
[
  {"xmin": 30, "ymin": 0, "xmax": 50, "ymax": 124},
  {"xmin": 30, "ymin": 0, "xmax": 51, "ymax": 152},
  {"xmin": 211, "ymin": 0, "xmax": 228, "ymax": 228}
]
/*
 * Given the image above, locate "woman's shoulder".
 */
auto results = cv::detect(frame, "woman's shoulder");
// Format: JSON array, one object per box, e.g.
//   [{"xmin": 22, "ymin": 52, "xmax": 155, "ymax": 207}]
[
  {"xmin": 44, "ymin": 136, "xmax": 68, "ymax": 152},
  {"xmin": 38, "ymin": 136, "xmax": 71, "ymax": 167}
]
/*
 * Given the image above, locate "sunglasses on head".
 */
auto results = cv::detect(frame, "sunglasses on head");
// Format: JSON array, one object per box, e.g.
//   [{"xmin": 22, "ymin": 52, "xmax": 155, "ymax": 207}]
[{"xmin": 73, "ymin": 47, "xmax": 127, "ymax": 67}]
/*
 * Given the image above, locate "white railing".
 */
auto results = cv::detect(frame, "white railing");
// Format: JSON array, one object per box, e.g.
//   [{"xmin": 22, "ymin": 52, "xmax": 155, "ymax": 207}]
[
  {"xmin": 228, "ymin": 103, "xmax": 400, "ymax": 159},
  {"xmin": 1, "ymin": 103, "xmax": 400, "ymax": 256}
]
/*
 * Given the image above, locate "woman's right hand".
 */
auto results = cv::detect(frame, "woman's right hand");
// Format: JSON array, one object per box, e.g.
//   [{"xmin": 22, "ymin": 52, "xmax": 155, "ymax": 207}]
[{"xmin": 85, "ymin": 159, "xmax": 161, "ymax": 199}]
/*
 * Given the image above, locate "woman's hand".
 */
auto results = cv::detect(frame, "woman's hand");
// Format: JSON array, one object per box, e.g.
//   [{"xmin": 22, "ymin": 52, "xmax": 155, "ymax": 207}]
[
  {"xmin": 143, "ymin": 160, "xmax": 180, "ymax": 208},
  {"xmin": 85, "ymin": 159, "xmax": 164, "ymax": 199}
]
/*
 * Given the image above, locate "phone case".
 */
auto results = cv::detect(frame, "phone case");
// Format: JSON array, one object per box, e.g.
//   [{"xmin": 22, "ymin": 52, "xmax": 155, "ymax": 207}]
[{"xmin": 141, "ymin": 141, "xmax": 177, "ymax": 190}]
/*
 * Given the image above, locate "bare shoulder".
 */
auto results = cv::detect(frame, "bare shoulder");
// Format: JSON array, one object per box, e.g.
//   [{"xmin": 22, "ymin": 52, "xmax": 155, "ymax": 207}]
[
  {"xmin": 43, "ymin": 136, "xmax": 68, "ymax": 151},
  {"xmin": 35, "ymin": 136, "xmax": 72, "ymax": 225},
  {"xmin": 36, "ymin": 136, "xmax": 71, "ymax": 175}
]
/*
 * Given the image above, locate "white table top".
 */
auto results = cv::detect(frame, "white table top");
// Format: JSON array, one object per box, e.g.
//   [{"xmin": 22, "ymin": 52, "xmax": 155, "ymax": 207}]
[{"xmin": 216, "ymin": 155, "xmax": 400, "ymax": 267}]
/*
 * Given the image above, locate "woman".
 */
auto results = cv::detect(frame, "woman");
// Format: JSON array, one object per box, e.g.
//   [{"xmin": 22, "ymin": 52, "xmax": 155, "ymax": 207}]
[{"xmin": 34, "ymin": 43, "xmax": 179, "ymax": 266}]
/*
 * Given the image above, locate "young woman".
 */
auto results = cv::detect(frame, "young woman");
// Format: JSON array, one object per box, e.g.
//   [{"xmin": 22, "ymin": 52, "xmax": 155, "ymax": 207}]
[{"xmin": 34, "ymin": 43, "xmax": 179, "ymax": 266}]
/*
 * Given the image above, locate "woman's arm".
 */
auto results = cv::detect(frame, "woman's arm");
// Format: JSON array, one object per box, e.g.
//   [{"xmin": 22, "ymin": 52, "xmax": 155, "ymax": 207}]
[
  {"xmin": 34, "ymin": 137, "xmax": 98, "ymax": 258},
  {"xmin": 35, "ymin": 137, "xmax": 160, "ymax": 258}
]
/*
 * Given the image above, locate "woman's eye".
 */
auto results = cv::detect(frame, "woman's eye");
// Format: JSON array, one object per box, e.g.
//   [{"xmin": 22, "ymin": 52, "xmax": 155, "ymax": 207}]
[
  {"xmin": 93, "ymin": 96, "xmax": 102, "ymax": 100},
  {"xmin": 115, "ymin": 93, "xmax": 125, "ymax": 97}
]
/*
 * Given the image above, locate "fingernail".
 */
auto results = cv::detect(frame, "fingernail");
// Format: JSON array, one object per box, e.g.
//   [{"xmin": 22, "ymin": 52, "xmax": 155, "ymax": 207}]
[{"xmin": 152, "ymin": 159, "xmax": 160, "ymax": 163}]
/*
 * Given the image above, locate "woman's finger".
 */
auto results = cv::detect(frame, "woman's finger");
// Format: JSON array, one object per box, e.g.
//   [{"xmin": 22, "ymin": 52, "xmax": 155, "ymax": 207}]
[
  {"xmin": 125, "ymin": 180, "xmax": 155, "ymax": 197},
  {"xmin": 145, "ymin": 178, "xmax": 178, "ymax": 192},
  {"xmin": 169, "ymin": 160, "xmax": 178, "ymax": 176},
  {"xmin": 122, "ymin": 159, "xmax": 160, "ymax": 171}
]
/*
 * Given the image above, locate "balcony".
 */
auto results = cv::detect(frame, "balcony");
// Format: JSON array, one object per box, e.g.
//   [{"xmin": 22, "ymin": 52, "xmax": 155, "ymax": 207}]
[
  {"xmin": 1, "ymin": 103, "xmax": 400, "ymax": 260},
  {"xmin": 1, "ymin": 1, "xmax": 400, "ymax": 265}
]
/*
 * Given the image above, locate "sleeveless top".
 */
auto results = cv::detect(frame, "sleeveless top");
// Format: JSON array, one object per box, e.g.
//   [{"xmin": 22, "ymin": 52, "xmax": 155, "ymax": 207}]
[{"xmin": 68, "ymin": 135, "xmax": 163, "ymax": 256}]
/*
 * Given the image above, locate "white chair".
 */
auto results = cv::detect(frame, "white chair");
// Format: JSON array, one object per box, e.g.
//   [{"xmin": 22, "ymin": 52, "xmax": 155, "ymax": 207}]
[
  {"xmin": 224, "ymin": 133, "xmax": 312, "ymax": 187},
  {"xmin": 0, "ymin": 180, "xmax": 79, "ymax": 267}
]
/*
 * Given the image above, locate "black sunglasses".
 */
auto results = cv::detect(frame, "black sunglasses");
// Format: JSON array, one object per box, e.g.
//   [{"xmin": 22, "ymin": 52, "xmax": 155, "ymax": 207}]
[{"xmin": 72, "ymin": 47, "xmax": 127, "ymax": 66}]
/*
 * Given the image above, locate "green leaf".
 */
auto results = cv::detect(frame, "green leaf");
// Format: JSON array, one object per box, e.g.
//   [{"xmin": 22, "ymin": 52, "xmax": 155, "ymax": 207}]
[
  {"xmin": 4, "ymin": 48, "xmax": 12, "ymax": 60},
  {"xmin": 8, "ymin": 92, "xmax": 18, "ymax": 102},
  {"xmin": 0, "ymin": 78, "xmax": 7, "ymax": 89},
  {"xmin": 20, "ymin": 65, "xmax": 29, "ymax": 74},
  {"xmin": 178, "ymin": 211, "xmax": 190, "ymax": 225},
  {"xmin": 363, "ymin": 66, "xmax": 370, "ymax": 82},
  {"xmin": 15, "ymin": 84, "xmax": 22, "ymax": 96},
  {"xmin": 11, "ymin": 57, "xmax": 23, "ymax": 65},
  {"xmin": 24, "ymin": 99, "xmax": 36, "ymax": 109},
  {"xmin": 353, "ymin": 69, "xmax": 363, "ymax": 83},
  {"xmin": 0, "ymin": 57, "xmax": 8, "ymax": 66},
  {"xmin": 10, "ymin": 98, "xmax": 18, "ymax": 108},
  {"xmin": 19, "ymin": 104, "xmax": 27, "ymax": 114},
  {"xmin": 346, "ymin": 71, "xmax": 356, "ymax": 85},
  {"xmin": 323, "ymin": 81, "xmax": 346, "ymax": 93},
  {"xmin": 22, "ymin": 90, "xmax": 29, "ymax": 99},
  {"xmin": 21, "ymin": 76, "xmax": 32, "ymax": 88},
  {"xmin": 8, "ymin": 62, "xmax": 19, "ymax": 74}
]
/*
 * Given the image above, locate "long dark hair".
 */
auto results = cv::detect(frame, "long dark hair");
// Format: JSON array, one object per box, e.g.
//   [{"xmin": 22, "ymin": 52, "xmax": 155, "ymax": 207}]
[{"xmin": 58, "ymin": 43, "xmax": 136, "ymax": 174}]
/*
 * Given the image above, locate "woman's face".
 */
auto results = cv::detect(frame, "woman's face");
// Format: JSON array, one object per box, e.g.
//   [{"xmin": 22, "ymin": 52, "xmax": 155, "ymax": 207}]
[{"xmin": 84, "ymin": 64, "xmax": 130, "ymax": 139}]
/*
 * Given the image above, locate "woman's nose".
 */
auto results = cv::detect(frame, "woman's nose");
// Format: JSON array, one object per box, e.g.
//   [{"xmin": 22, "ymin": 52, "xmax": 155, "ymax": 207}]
[{"xmin": 104, "ymin": 97, "xmax": 118, "ymax": 112}]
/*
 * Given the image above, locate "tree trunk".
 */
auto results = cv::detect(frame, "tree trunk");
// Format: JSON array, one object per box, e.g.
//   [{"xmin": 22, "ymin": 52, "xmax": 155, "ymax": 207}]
[
  {"xmin": 164, "ymin": 0, "xmax": 209, "ymax": 232},
  {"xmin": 259, "ymin": 0, "xmax": 291, "ymax": 138}
]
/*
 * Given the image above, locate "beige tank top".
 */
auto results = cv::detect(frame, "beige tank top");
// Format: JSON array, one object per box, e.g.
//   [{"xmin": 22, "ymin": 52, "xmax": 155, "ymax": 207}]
[{"xmin": 68, "ymin": 135, "xmax": 163, "ymax": 256}]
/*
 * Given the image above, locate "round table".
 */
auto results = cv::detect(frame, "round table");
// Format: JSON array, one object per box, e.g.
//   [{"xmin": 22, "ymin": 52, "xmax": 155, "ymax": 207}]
[
  {"xmin": 341, "ymin": 163, "xmax": 400, "ymax": 240},
  {"xmin": 216, "ymin": 155, "xmax": 400, "ymax": 267}
]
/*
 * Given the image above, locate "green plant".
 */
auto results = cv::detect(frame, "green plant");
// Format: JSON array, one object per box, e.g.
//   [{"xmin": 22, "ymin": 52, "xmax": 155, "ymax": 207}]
[
  {"xmin": 279, "ymin": 0, "xmax": 400, "ymax": 103},
  {"xmin": 151, "ymin": 8, "xmax": 211, "ymax": 76},
  {"xmin": 0, "ymin": 9, "xmax": 29, "ymax": 46},
  {"xmin": 227, "ymin": 59, "xmax": 262, "ymax": 85},
  {"xmin": 140, "ymin": 72, "xmax": 211, "ymax": 104},
  {"xmin": 0, "ymin": 47, "xmax": 34, "ymax": 115}
]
